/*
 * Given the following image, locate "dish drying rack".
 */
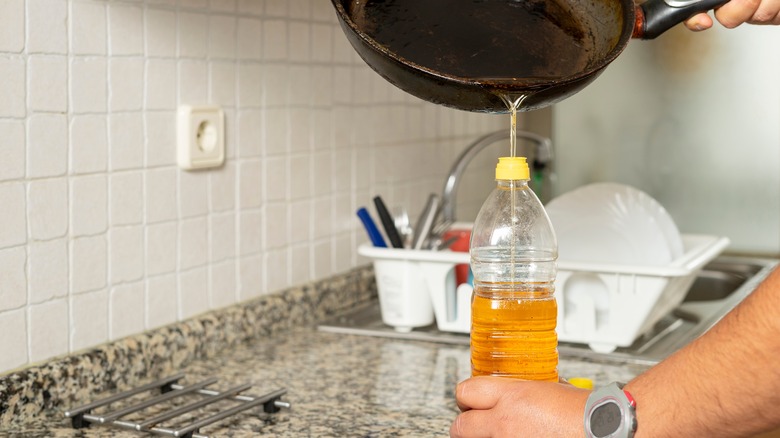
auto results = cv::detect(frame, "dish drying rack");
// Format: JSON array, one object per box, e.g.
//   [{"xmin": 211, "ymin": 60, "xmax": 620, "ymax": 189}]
[{"xmin": 65, "ymin": 373, "xmax": 290, "ymax": 438}]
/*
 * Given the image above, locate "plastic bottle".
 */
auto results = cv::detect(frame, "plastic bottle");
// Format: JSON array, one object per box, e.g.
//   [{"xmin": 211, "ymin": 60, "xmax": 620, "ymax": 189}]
[{"xmin": 470, "ymin": 156, "xmax": 559, "ymax": 381}]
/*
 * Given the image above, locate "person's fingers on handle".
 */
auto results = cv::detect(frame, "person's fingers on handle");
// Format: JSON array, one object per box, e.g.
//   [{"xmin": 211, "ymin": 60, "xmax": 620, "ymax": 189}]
[
  {"xmin": 748, "ymin": 0, "xmax": 780, "ymax": 24},
  {"xmin": 450, "ymin": 410, "xmax": 493, "ymax": 438},
  {"xmin": 714, "ymin": 0, "xmax": 761, "ymax": 27},
  {"xmin": 684, "ymin": 12, "xmax": 715, "ymax": 30},
  {"xmin": 455, "ymin": 376, "xmax": 516, "ymax": 412}
]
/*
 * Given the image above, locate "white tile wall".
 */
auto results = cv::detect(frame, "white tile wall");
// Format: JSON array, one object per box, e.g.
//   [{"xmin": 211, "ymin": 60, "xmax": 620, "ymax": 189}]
[
  {"xmin": 110, "ymin": 282, "xmax": 145, "ymax": 340},
  {"xmin": 29, "ymin": 239, "xmax": 68, "ymax": 304},
  {"xmin": 0, "ymin": 0, "xmax": 504, "ymax": 375},
  {"xmin": 0, "ymin": 183, "xmax": 27, "ymax": 247},
  {"xmin": 0, "ymin": 121, "xmax": 26, "ymax": 181},
  {"xmin": 0, "ymin": 247, "xmax": 27, "ymax": 312},
  {"xmin": 71, "ymin": 289, "xmax": 108, "ymax": 352},
  {"xmin": 0, "ymin": 309, "xmax": 27, "ymax": 372},
  {"xmin": 0, "ymin": 58, "xmax": 25, "ymax": 118},
  {"xmin": 71, "ymin": 234, "xmax": 107, "ymax": 294},
  {"xmin": 28, "ymin": 114, "xmax": 68, "ymax": 178},
  {"xmin": 0, "ymin": 0, "xmax": 25, "ymax": 54},
  {"xmin": 28, "ymin": 298, "xmax": 68, "ymax": 363}
]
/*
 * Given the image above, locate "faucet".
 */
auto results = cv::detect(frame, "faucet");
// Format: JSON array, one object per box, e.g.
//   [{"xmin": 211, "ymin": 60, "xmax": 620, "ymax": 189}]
[{"xmin": 440, "ymin": 130, "xmax": 555, "ymax": 224}]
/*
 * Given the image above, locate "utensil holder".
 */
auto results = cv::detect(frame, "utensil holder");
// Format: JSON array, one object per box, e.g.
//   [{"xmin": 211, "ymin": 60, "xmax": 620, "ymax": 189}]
[
  {"xmin": 358, "ymin": 245, "xmax": 470, "ymax": 333},
  {"xmin": 367, "ymin": 253, "xmax": 434, "ymax": 332}
]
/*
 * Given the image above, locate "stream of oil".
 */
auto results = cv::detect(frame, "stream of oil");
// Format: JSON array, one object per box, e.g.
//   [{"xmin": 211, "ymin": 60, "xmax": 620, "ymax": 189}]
[
  {"xmin": 500, "ymin": 94, "xmax": 528, "ymax": 158},
  {"xmin": 500, "ymin": 94, "xmax": 529, "ymax": 285}
]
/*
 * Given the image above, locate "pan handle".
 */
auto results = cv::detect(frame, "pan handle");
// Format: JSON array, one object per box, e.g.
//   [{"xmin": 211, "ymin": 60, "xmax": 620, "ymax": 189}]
[{"xmin": 637, "ymin": 0, "xmax": 730, "ymax": 39}]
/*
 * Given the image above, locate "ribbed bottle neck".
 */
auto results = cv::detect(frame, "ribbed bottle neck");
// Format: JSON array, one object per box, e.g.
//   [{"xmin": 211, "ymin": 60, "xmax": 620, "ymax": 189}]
[{"xmin": 496, "ymin": 179, "xmax": 529, "ymax": 188}]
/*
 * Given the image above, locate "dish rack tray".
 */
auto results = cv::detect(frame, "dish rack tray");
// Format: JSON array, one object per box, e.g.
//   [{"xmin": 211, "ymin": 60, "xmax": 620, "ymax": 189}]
[{"xmin": 555, "ymin": 234, "xmax": 729, "ymax": 352}]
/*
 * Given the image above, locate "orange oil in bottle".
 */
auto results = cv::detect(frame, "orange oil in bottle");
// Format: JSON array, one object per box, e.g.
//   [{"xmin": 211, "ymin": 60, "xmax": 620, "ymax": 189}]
[{"xmin": 470, "ymin": 284, "xmax": 558, "ymax": 381}]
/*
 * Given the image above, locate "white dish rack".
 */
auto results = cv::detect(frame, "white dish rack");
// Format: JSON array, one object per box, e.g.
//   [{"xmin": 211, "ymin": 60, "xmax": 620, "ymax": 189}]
[{"xmin": 358, "ymin": 233, "xmax": 729, "ymax": 352}]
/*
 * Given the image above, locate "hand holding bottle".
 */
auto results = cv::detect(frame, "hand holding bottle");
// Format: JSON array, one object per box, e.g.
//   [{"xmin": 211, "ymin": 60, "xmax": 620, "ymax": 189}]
[{"xmin": 450, "ymin": 377, "xmax": 589, "ymax": 438}]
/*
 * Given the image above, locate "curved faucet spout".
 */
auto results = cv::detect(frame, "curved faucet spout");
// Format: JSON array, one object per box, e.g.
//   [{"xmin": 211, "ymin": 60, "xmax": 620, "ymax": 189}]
[{"xmin": 440, "ymin": 130, "xmax": 554, "ymax": 225}]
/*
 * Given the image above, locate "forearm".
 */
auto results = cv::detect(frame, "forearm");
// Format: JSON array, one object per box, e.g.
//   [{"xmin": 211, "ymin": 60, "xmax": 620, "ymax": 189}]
[{"xmin": 625, "ymin": 267, "xmax": 780, "ymax": 437}]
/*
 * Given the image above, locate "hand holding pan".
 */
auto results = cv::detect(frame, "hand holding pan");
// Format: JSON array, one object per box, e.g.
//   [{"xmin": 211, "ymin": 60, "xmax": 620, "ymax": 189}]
[
  {"xmin": 684, "ymin": 0, "xmax": 780, "ymax": 30},
  {"xmin": 637, "ymin": 0, "xmax": 731, "ymax": 38},
  {"xmin": 332, "ymin": 0, "xmax": 732, "ymax": 113}
]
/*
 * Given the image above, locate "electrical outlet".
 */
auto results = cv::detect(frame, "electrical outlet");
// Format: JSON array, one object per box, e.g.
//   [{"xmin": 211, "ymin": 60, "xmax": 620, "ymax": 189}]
[{"xmin": 177, "ymin": 105, "xmax": 225, "ymax": 170}]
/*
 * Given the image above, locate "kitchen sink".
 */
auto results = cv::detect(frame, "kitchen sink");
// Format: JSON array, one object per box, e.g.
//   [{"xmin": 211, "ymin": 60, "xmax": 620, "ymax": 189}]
[
  {"xmin": 682, "ymin": 260, "xmax": 763, "ymax": 302},
  {"xmin": 318, "ymin": 256, "xmax": 777, "ymax": 366}
]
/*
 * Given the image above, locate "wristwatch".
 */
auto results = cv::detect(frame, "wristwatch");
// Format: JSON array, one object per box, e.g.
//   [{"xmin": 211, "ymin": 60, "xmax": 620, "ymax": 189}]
[{"xmin": 584, "ymin": 382, "xmax": 637, "ymax": 438}]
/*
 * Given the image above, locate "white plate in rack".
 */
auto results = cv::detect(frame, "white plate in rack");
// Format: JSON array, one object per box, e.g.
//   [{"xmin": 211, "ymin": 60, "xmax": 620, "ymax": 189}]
[{"xmin": 546, "ymin": 183, "xmax": 684, "ymax": 266}]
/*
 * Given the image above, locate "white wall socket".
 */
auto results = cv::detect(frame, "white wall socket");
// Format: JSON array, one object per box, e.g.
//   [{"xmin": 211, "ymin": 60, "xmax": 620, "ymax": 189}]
[{"xmin": 177, "ymin": 105, "xmax": 225, "ymax": 170}]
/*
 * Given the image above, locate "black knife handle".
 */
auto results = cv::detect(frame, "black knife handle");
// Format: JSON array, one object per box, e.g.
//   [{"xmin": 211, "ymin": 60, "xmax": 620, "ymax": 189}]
[{"xmin": 373, "ymin": 196, "xmax": 405, "ymax": 249}]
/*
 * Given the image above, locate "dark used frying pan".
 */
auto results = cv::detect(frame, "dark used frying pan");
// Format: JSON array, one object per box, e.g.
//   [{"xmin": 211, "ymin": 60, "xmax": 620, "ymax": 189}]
[{"xmin": 332, "ymin": 0, "xmax": 727, "ymax": 113}]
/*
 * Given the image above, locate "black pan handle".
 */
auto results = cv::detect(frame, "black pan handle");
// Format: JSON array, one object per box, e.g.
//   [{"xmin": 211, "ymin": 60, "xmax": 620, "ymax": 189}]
[{"xmin": 640, "ymin": 0, "xmax": 730, "ymax": 39}]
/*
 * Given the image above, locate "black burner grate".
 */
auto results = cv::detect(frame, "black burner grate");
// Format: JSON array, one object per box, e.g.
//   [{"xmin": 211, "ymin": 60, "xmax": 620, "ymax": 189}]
[{"xmin": 65, "ymin": 373, "xmax": 289, "ymax": 438}]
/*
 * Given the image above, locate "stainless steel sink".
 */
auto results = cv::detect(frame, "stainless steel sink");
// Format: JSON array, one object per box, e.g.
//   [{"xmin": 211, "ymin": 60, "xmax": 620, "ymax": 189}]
[
  {"xmin": 682, "ymin": 260, "xmax": 764, "ymax": 301},
  {"xmin": 318, "ymin": 256, "xmax": 777, "ymax": 366}
]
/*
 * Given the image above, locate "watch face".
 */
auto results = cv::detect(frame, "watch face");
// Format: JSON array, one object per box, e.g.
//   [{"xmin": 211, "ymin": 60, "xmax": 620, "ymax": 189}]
[{"xmin": 590, "ymin": 401, "xmax": 622, "ymax": 437}]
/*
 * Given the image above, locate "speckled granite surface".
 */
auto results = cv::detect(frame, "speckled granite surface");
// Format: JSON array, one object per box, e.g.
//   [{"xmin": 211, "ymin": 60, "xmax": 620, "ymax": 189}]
[
  {"xmin": 0, "ymin": 328, "xmax": 648, "ymax": 437},
  {"xmin": 0, "ymin": 266, "xmax": 376, "ymax": 430},
  {"xmin": 0, "ymin": 265, "xmax": 650, "ymax": 437}
]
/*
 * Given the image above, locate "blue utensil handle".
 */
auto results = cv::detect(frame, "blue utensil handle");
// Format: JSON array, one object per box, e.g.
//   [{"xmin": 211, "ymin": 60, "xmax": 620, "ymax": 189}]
[{"xmin": 357, "ymin": 207, "xmax": 387, "ymax": 248}]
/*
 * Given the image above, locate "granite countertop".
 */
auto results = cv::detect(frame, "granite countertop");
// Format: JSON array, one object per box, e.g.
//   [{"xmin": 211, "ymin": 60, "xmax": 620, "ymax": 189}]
[
  {"xmin": 5, "ymin": 328, "xmax": 647, "ymax": 437},
  {"xmin": 0, "ymin": 266, "xmax": 649, "ymax": 437}
]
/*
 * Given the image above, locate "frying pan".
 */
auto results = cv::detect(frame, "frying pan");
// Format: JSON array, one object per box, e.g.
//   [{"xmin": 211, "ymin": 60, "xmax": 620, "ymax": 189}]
[{"xmin": 331, "ymin": 0, "xmax": 727, "ymax": 113}]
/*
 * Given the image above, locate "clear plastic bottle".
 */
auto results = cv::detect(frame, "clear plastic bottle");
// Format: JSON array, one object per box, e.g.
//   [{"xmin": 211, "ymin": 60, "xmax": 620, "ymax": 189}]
[{"xmin": 470, "ymin": 156, "xmax": 559, "ymax": 381}]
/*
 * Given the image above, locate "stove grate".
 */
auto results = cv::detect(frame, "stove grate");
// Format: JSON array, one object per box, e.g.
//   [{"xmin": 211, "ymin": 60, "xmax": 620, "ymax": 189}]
[{"xmin": 65, "ymin": 373, "xmax": 289, "ymax": 438}]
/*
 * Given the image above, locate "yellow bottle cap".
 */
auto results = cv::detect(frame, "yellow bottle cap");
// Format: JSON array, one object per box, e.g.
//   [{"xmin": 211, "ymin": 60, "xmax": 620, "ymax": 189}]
[
  {"xmin": 568, "ymin": 377, "xmax": 594, "ymax": 390},
  {"xmin": 495, "ymin": 157, "xmax": 530, "ymax": 180}
]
